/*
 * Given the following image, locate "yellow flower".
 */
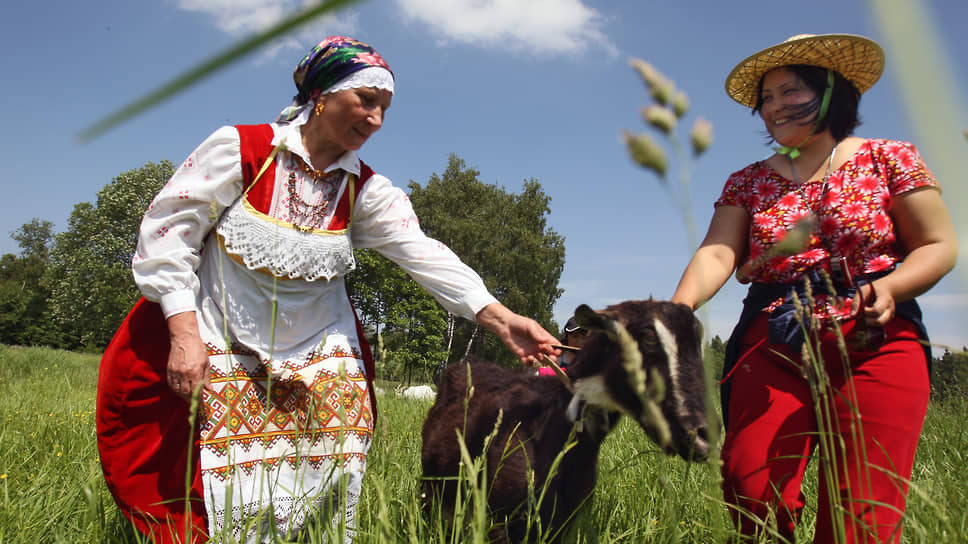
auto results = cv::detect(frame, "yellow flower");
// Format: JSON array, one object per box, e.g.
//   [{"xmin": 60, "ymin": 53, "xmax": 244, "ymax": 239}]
[{"xmin": 0, "ymin": 474, "xmax": 6, "ymax": 480}]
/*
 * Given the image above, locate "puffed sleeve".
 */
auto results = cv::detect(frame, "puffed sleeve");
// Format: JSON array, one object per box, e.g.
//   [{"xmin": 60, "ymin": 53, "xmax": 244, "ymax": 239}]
[
  {"xmin": 350, "ymin": 174, "xmax": 498, "ymax": 320},
  {"xmin": 132, "ymin": 126, "xmax": 244, "ymax": 317},
  {"xmin": 875, "ymin": 140, "xmax": 939, "ymax": 196},
  {"xmin": 715, "ymin": 164, "xmax": 758, "ymax": 209}
]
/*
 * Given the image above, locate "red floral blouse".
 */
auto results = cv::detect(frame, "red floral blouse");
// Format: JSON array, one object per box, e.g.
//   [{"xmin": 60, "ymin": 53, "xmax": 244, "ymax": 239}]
[{"xmin": 716, "ymin": 139, "xmax": 939, "ymax": 317}]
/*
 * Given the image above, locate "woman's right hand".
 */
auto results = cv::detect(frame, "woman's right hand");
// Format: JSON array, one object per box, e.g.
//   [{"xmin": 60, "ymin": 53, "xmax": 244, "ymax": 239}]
[{"xmin": 166, "ymin": 311, "xmax": 211, "ymax": 401}]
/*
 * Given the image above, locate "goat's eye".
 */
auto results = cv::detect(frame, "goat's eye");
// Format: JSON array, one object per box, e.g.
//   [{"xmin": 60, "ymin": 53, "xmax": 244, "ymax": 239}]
[{"xmin": 641, "ymin": 329, "xmax": 659, "ymax": 346}]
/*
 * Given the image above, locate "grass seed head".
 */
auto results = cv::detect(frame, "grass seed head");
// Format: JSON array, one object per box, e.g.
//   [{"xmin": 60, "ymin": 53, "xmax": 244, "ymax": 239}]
[
  {"xmin": 690, "ymin": 118, "xmax": 714, "ymax": 156},
  {"xmin": 641, "ymin": 105, "xmax": 678, "ymax": 135},
  {"xmin": 624, "ymin": 131, "xmax": 668, "ymax": 178},
  {"xmin": 672, "ymin": 91, "xmax": 690, "ymax": 118}
]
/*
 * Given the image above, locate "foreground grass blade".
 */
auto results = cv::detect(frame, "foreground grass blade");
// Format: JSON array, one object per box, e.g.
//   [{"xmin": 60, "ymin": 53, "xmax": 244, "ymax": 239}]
[{"xmin": 77, "ymin": 0, "xmax": 364, "ymax": 143}]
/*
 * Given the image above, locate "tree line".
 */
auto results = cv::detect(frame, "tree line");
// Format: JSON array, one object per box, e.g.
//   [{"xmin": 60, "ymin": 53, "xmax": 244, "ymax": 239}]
[
  {"xmin": 3, "ymin": 153, "xmax": 964, "ymax": 396},
  {"xmin": 0, "ymin": 154, "xmax": 566, "ymax": 382}
]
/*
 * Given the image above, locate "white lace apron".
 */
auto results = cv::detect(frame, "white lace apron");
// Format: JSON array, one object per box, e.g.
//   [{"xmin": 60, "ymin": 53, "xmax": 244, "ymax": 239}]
[{"xmin": 194, "ymin": 162, "xmax": 373, "ymax": 542}]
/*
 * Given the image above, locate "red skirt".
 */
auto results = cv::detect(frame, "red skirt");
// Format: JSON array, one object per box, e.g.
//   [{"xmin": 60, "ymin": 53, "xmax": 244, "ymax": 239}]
[{"xmin": 96, "ymin": 298, "xmax": 208, "ymax": 543}]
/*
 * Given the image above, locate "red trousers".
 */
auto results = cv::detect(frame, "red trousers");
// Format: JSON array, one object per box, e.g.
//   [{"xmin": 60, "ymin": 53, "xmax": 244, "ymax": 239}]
[{"xmin": 721, "ymin": 313, "xmax": 929, "ymax": 543}]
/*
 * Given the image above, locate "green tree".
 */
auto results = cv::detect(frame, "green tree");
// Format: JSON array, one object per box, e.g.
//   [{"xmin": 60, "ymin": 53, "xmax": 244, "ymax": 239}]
[
  {"xmin": 44, "ymin": 161, "xmax": 174, "ymax": 350},
  {"xmin": 704, "ymin": 334, "xmax": 726, "ymax": 378},
  {"xmin": 932, "ymin": 348, "xmax": 968, "ymax": 402},
  {"xmin": 0, "ymin": 219, "xmax": 59, "ymax": 346},
  {"xmin": 347, "ymin": 249, "xmax": 447, "ymax": 383},
  {"xmin": 408, "ymin": 154, "xmax": 565, "ymax": 366}
]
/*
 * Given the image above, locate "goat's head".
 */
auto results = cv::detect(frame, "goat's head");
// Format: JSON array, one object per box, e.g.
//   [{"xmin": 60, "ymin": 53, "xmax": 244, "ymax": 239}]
[{"xmin": 565, "ymin": 299, "xmax": 710, "ymax": 461}]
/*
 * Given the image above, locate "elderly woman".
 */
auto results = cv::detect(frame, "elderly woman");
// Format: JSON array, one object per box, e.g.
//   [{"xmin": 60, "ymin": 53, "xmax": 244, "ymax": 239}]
[
  {"xmin": 96, "ymin": 36, "xmax": 559, "ymax": 543},
  {"xmin": 671, "ymin": 34, "xmax": 957, "ymax": 543}
]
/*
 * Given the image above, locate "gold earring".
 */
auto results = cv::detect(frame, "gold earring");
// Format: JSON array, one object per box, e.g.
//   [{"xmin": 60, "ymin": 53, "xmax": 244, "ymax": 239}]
[{"xmin": 314, "ymin": 101, "xmax": 324, "ymax": 116}]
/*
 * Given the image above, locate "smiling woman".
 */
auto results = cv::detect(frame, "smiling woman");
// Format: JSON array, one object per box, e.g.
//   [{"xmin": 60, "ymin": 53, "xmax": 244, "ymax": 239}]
[
  {"xmin": 94, "ymin": 35, "xmax": 560, "ymax": 544},
  {"xmin": 671, "ymin": 33, "xmax": 958, "ymax": 543}
]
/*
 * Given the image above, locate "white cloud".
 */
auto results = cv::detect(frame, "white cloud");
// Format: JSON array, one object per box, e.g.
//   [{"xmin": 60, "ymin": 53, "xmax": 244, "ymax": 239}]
[
  {"xmin": 173, "ymin": 0, "xmax": 360, "ymax": 59},
  {"xmin": 394, "ymin": 0, "xmax": 616, "ymax": 56},
  {"xmin": 176, "ymin": 0, "xmax": 293, "ymax": 34}
]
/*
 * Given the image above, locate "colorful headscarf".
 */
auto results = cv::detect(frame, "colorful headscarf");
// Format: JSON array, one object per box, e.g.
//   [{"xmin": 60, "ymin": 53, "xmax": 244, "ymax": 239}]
[{"xmin": 301, "ymin": 35, "xmax": 391, "ymax": 97}]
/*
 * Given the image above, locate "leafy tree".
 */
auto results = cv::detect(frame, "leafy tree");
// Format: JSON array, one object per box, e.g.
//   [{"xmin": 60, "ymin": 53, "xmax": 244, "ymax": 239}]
[
  {"xmin": 44, "ymin": 161, "xmax": 174, "ymax": 350},
  {"xmin": 408, "ymin": 154, "xmax": 565, "ymax": 365},
  {"xmin": 0, "ymin": 219, "xmax": 59, "ymax": 346},
  {"xmin": 11, "ymin": 219, "xmax": 54, "ymax": 261},
  {"xmin": 347, "ymin": 249, "xmax": 446, "ymax": 383},
  {"xmin": 932, "ymin": 348, "xmax": 968, "ymax": 402},
  {"xmin": 704, "ymin": 334, "xmax": 726, "ymax": 378}
]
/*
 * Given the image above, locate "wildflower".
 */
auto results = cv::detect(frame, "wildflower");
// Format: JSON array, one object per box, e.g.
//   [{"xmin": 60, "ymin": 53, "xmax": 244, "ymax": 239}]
[
  {"xmin": 690, "ymin": 118, "xmax": 714, "ymax": 156},
  {"xmin": 641, "ymin": 105, "xmax": 677, "ymax": 135},
  {"xmin": 624, "ymin": 131, "xmax": 668, "ymax": 178},
  {"xmin": 0, "ymin": 474, "xmax": 6, "ymax": 480}
]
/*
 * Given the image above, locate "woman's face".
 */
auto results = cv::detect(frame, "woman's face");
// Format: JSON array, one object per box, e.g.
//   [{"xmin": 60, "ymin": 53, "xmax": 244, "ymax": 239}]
[
  {"xmin": 312, "ymin": 86, "xmax": 392, "ymax": 154},
  {"xmin": 759, "ymin": 67, "xmax": 819, "ymax": 146}
]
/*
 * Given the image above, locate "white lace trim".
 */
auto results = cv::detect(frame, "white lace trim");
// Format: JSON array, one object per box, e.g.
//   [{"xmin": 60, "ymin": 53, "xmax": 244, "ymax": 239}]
[
  {"xmin": 217, "ymin": 202, "xmax": 356, "ymax": 281},
  {"xmin": 324, "ymin": 66, "xmax": 394, "ymax": 95}
]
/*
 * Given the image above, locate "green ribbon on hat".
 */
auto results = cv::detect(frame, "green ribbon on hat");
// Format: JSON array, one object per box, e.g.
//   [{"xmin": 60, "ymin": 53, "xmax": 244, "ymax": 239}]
[{"xmin": 774, "ymin": 69, "xmax": 835, "ymax": 159}]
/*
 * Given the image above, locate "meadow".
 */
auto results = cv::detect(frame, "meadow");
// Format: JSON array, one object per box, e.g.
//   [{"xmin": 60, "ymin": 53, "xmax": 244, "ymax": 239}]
[{"xmin": 1, "ymin": 344, "xmax": 967, "ymax": 543}]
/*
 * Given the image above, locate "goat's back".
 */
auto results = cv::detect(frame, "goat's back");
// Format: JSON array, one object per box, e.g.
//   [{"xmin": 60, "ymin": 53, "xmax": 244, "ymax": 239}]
[
  {"xmin": 422, "ymin": 362, "xmax": 571, "ymax": 475},
  {"xmin": 421, "ymin": 362, "xmax": 588, "ymax": 538}
]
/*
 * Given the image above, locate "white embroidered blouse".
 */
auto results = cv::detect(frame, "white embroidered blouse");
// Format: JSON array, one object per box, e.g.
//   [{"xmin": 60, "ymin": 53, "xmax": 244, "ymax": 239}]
[{"xmin": 132, "ymin": 122, "xmax": 496, "ymax": 360}]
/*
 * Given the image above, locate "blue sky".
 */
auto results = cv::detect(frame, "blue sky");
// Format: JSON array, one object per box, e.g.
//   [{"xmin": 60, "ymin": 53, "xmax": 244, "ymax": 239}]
[{"xmin": 2, "ymin": 0, "xmax": 966, "ymax": 353}]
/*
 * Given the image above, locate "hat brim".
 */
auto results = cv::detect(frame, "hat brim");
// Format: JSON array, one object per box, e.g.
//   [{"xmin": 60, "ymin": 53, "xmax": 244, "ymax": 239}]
[{"xmin": 725, "ymin": 33, "xmax": 885, "ymax": 109}]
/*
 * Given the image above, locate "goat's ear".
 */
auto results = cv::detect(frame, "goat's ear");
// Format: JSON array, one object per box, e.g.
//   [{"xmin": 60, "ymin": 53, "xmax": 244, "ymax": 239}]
[{"xmin": 573, "ymin": 304, "xmax": 610, "ymax": 331}]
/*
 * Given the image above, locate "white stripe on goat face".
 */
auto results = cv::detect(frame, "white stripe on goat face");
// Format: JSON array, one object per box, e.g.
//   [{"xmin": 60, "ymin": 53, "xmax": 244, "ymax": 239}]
[{"xmin": 654, "ymin": 317, "xmax": 689, "ymax": 420}]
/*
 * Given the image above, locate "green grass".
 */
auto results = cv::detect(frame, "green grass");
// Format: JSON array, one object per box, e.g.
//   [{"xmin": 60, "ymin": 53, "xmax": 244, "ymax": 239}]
[{"xmin": 1, "ymin": 344, "xmax": 966, "ymax": 543}]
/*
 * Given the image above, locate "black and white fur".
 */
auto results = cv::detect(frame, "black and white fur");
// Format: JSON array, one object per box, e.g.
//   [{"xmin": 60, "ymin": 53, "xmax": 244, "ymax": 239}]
[{"xmin": 420, "ymin": 299, "xmax": 710, "ymax": 543}]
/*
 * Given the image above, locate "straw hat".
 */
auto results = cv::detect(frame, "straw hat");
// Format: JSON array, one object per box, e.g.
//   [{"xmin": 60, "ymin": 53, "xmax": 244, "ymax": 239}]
[{"xmin": 725, "ymin": 33, "xmax": 885, "ymax": 108}]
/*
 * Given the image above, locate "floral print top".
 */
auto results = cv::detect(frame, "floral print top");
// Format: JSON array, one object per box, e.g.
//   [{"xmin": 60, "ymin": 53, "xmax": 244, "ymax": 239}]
[{"xmin": 716, "ymin": 139, "xmax": 939, "ymax": 318}]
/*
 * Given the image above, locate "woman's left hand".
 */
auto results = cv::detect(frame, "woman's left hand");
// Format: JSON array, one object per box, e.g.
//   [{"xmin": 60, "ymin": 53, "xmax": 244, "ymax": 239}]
[
  {"xmin": 476, "ymin": 302, "xmax": 560, "ymax": 366},
  {"xmin": 851, "ymin": 280, "xmax": 896, "ymax": 327}
]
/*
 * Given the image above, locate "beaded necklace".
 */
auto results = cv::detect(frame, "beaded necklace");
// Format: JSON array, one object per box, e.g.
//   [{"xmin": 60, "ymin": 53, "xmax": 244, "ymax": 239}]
[{"xmin": 286, "ymin": 158, "xmax": 342, "ymax": 232}]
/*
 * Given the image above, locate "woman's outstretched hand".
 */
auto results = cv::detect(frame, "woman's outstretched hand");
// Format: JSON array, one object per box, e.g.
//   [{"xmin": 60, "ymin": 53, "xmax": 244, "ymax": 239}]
[{"xmin": 476, "ymin": 302, "xmax": 560, "ymax": 366}]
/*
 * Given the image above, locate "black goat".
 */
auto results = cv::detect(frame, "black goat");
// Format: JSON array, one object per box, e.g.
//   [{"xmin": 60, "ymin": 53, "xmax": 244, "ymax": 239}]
[{"xmin": 420, "ymin": 300, "xmax": 711, "ymax": 543}]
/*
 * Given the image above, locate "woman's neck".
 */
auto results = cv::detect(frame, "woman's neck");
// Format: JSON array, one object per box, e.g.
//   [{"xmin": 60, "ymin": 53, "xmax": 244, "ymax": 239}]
[
  {"xmin": 300, "ymin": 122, "xmax": 342, "ymax": 171},
  {"xmin": 775, "ymin": 132, "xmax": 838, "ymax": 184}
]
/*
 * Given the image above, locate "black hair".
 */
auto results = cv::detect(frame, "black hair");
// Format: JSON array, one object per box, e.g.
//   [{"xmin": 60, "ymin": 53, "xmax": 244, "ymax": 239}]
[{"xmin": 753, "ymin": 64, "xmax": 862, "ymax": 141}]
